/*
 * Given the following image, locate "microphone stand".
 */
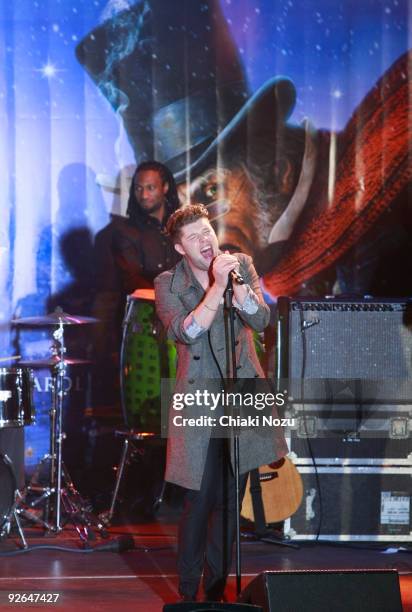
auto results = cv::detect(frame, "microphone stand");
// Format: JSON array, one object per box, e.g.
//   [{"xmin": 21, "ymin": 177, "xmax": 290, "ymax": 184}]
[
  {"xmin": 225, "ymin": 282, "xmax": 298, "ymax": 591},
  {"xmin": 224, "ymin": 274, "xmax": 242, "ymax": 597}
]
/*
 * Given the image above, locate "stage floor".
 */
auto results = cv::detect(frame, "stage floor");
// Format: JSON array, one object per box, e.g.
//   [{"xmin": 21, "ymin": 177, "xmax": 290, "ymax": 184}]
[{"xmin": 1, "ymin": 508, "xmax": 411, "ymax": 611}]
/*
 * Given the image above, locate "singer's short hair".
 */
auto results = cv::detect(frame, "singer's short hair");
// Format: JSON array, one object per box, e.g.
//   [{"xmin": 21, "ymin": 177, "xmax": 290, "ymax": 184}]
[{"xmin": 166, "ymin": 204, "xmax": 209, "ymax": 243}]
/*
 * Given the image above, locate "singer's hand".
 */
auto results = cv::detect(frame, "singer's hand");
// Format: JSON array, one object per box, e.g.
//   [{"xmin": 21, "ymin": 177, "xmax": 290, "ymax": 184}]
[{"xmin": 212, "ymin": 252, "xmax": 239, "ymax": 289}]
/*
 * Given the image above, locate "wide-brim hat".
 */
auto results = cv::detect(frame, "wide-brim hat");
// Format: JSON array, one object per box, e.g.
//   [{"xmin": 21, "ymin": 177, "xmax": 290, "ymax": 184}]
[{"xmin": 171, "ymin": 75, "xmax": 296, "ymax": 183}]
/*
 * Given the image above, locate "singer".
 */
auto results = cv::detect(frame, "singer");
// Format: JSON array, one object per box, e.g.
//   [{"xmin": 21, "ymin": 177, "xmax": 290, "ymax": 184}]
[{"xmin": 154, "ymin": 204, "xmax": 287, "ymax": 602}]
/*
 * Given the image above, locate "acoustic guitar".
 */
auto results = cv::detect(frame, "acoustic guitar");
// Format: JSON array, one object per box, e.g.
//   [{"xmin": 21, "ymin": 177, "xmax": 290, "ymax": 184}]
[{"xmin": 241, "ymin": 457, "xmax": 303, "ymax": 524}]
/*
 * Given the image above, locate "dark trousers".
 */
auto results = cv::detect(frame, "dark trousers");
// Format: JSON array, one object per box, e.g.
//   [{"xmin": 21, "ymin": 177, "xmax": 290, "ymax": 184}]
[{"xmin": 177, "ymin": 437, "xmax": 248, "ymax": 600}]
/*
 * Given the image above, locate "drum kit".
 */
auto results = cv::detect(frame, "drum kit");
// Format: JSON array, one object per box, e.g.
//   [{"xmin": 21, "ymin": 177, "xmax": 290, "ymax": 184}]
[
  {"xmin": 1, "ymin": 290, "xmax": 175, "ymax": 543},
  {"xmin": 0, "ymin": 307, "xmax": 106, "ymax": 547}
]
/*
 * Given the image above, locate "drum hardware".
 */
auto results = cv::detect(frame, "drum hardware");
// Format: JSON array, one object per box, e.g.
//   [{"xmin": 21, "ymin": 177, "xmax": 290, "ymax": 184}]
[
  {"xmin": 13, "ymin": 309, "xmax": 106, "ymax": 543},
  {"xmin": 98, "ymin": 430, "xmax": 159, "ymax": 526},
  {"xmin": 0, "ymin": 454, "xmax": 46, "ymax": 549},
  {"xmin": 26, "ymin": 458, "xmax": 103, "ymax": 543}
]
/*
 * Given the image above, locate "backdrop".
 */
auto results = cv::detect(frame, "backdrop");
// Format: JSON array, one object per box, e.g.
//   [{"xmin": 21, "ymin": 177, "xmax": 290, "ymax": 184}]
[{"xmin": 1, "ymin": 0, "xmax": 411, "ymax": 467}]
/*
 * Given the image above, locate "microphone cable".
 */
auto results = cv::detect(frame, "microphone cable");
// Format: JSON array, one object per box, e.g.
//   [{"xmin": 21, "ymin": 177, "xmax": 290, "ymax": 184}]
[{"xmin": 298, "ymin": 305, "xmax": 324, "ymax": 542}]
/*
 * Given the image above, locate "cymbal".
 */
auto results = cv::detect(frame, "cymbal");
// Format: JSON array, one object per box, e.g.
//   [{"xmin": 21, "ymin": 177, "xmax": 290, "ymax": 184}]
[
  {"xmin": 11, "ymin": 310, "xmax": 99, "ymax": 326},
  {"xmin": 0, "ymin": 355, "xmax": 21, "ymax": 363},
  {"xmin": 18, "ymin": 356, "xmax": 92, "ymax": 368}
]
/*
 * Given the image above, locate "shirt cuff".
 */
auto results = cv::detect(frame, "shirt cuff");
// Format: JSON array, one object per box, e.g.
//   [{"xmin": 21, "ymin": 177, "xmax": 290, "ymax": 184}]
[
  {"xmin": 184, "ymin": 313, "xmax": 205, "ymax": 339},
  {"xmin": 239, "ymin": 285, "xmax": 259, "ymax": 314}
]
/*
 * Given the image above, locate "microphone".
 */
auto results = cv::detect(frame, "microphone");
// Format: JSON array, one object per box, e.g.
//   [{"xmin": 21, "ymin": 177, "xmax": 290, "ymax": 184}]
[
  {"xmin": 230, "ymin": 270, "xmax": 245, "ymax": 285},
  {"xmin": 212, "ymin": 254, "xmax": 245, "ymax": 285}
]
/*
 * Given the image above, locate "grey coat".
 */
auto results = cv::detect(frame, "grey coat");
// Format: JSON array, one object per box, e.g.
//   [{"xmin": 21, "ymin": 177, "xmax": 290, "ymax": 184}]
[{"xmin": 154, "ymin": 253, "xmax": 287, "ymax": 490}]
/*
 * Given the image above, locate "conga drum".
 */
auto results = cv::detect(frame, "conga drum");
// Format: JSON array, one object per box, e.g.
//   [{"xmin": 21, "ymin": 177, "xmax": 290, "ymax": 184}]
[{"xmin": 120, "ymin": 289, "xmax": 176, "ymax": 431}]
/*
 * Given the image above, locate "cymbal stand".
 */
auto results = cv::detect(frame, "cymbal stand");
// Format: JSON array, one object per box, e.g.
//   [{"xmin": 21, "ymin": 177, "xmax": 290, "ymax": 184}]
[
  {"xmin": 26, "ymin": 319, "xmax": 66, "ymax": 531},
  {"xmin": 25, "ymin": 318, "xmax": 106, "ymax": 541},
  {"xmin": 52, "ymin": 317, "xmax": 65, "ymax": 531}
]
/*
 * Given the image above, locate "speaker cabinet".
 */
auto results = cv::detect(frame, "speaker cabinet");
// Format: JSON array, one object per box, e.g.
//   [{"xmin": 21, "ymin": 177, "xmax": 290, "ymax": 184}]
[{"xmin": 238, "ymin": 570, "xmax": 402, "ymax": 612}]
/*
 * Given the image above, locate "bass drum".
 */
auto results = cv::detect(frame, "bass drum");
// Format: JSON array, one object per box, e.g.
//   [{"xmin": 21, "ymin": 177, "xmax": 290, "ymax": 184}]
[
  {"xmin": 120, "ymin": 289, "xmax": 176, "ymax": 431},
  {"xmin": 0, "ymin": 454, "xmax": 16, "ymax": 537}
]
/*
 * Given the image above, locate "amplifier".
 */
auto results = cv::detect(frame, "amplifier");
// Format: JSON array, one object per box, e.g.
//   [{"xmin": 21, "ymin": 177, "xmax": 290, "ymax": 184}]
[
  {"xmin": 277, "ymin": 297, "xmax": 412, "ymax": 461},
  {"xmin": 277, "ymin": 297, "xmax": 412, "ymax": 403}
]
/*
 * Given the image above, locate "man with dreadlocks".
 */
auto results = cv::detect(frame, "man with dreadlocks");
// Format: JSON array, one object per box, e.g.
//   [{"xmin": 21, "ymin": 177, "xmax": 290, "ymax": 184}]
[
  {"xmin": 113, "ymin": 160, "xmax": 181, "ymax": 293},
  {"xmin": 90, "ymin": 161, "xmax": 181, "ymax": 426}
]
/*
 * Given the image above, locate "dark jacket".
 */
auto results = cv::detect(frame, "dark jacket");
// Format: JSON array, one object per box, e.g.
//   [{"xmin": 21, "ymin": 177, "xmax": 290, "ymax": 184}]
[{"xmin": 113, "ymin": 209, "xmax": 180, "ymax": 294}]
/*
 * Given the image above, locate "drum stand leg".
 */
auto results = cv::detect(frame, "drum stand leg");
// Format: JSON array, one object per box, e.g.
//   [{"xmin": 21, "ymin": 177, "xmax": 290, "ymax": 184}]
[
  {"xmin": 99, "ymin": 437, "xmax": 130, "ymax": 526},
  {"xmin": 98, "ymin": 300, "xmax": 135, "ymax": 526},
  {"xmin": 2, "ymin": 490, "xmax": 41, "ymax": 550},
  {"xmin": 3, "ymin": 492, "xmax": 57, "ymax": 549},
  {"xmin": 25, "ymin": 460, "xmax": 107, "ymax": 541},
  {"xmin": 60, "ymin": 462, "xmax": 107, "ymax": 542},
  {"xmin": 99, "ymin": 431, "xmax": 163, "ymax": 527},
  {"xmin": 15, "ymin": 489, "xmax": 51, "ymax": 531},
  {"xmin": 22, "ymin": 426, "xmax": 107, "ymax": 541},
  {"xmin": 12, "ymin": 507, "xmax": 28, "ymax": 549}
]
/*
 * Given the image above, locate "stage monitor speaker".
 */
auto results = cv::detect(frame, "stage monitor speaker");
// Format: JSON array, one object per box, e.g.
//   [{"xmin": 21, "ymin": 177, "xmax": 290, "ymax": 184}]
[
  {"xmin": 238, "ymin": 570, "xmax": 402, "ymax": 612},
  {"xmin": 163, "ymin": 603, "xmax": 262, "ymax": 611}
]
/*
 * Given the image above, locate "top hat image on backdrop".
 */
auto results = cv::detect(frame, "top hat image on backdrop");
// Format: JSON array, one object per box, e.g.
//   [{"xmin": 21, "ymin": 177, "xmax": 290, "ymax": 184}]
[
  {"xmin": 75, "ymin": 0, "xmax": 297, "ymax": 260},
  {"xmin": 76, "ymin": 1, "xmax": 412, "ymax": 298},
  {"xmin": 76, "ymin": 0, "xmax": 255, "ymax": 181}
]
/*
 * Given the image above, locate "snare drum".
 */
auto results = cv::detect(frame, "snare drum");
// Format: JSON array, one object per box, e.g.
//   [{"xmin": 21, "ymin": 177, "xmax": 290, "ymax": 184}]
[
  {"xmin": 0, "ymin": 368, "xmax": 34, "ymax": 428},
  {"xmin": 120, "ymin": 289, "xmax": 176, "ymax": 430},
  {"xmin": 0, "ymin": 453, "xmax": 16, "ymax": 535}
]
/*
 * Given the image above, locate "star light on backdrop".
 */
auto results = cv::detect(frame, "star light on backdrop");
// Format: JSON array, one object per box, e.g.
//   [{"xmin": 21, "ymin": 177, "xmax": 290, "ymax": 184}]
[{"xmin": 37, "ymin": 62, "xmax": 60, "ymax": 79}]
